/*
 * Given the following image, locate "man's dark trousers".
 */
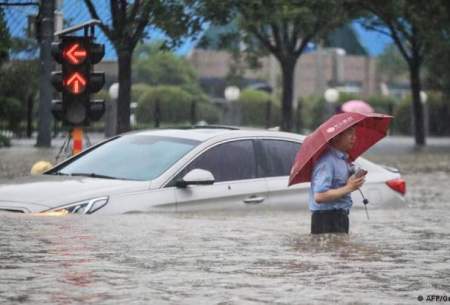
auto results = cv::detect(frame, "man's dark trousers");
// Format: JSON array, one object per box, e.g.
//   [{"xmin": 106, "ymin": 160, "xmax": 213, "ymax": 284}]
[{"xmin": 311, "ymin": 209, "xmax": 349, "ymax": 234}]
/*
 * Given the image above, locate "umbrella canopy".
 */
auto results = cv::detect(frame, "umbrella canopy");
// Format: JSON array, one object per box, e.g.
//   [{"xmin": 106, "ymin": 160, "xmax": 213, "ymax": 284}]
[
  {"xmin": 288, "ymin": 112, "xmax": 392, "ymax": 186},
  {"xmin": 341, "ymin": 100, "xmax": 374, "ymax": 114}
]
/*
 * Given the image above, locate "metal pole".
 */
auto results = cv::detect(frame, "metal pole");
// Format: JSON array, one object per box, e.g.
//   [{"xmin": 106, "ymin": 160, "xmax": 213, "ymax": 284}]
[
  {"xmin": 36, "ymin": 0, "xmax": 55, "ymax": 147},
  {"xmin": 26, "ymin": 93, "xmax": 33, "ymax": 138},
  {"xmin": 296, "ymin": 99, "xmax": 302, "ymax": 133},
  {"xmin": 154, "ymin": 100, "xmax": 160, "ymax": 128},
  {"xmin": 424, "ymin": 102, "xmax": 429, "ymax": 137},
  {"xmin": 105, "ymin": 98, "xmax": 117, "ymax": 138},
  {"xmin": 190, "ymin": 100, "xmax": 197, "ymax": 125},
  {"xmin": 265, "ymin": 99, "xmax": 271, "ymax": 129}
]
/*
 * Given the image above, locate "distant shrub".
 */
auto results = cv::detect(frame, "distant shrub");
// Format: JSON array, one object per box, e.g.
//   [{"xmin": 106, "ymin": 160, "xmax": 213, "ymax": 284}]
[
  {"xmin": 0, "ymin": 97, "xmax": 23, "ymax": 134},
  {"xmin": 136, "ymin": 85, "xmax": 220, "ymax": 125},
  {"xmin": 0, "ymin": 134, "xmax": 10, "ymax": 147},
  {"xmin": 395, "ymin": 93, "xmax": 450, "ymax": 136},
  {"xmin": 234, "ymin": 89, "xmax": 281, "ymax": 127},
  {"xmin": 131, "ymin": 83, "xmax": 152, "ymax": 103},
  {"xmin": 367, "ymin": 95, "xmax": 398, "ymax": 115}
]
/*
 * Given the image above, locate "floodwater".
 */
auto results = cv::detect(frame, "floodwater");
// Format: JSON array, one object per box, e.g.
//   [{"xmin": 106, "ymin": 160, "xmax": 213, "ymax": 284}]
[{"xmin": 1, "ymin": 144, "xmax": 450, "ymax": 304}]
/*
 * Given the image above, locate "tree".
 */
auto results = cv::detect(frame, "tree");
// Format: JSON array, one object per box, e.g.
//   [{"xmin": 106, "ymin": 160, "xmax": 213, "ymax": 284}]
[
  {"xmin": 197, "ymin": 0, "xmax": 354, "ymax": 131},
  {"xmin": 423, "ymin": 1, "xmax": 450, "ymax": 97},
  {"xmin": 0, "ymin": 8, "xmax": 39, "ymax": 136},
  {"xmin": 133, "ymin": 43, "xmax": 200, "ymax": 91},
  {"xmin": 324, "ymin": 24, "xmax": 368, "ymax": 56},
  {"xmin": 83, "ymin": 0, "xmax": 200, "ymax": 134},
  {"xmin": 355, "ymin": 0, "xmax": 433, "ymax": 146},
  {"xmin": 377, "ymin": 44, "xmax": 408, "ymax": 84},
  {"xmin": 0, "ymin": 7, "xmax": 10, "ymax": 66},
  {"xmin": 0, "ymin": 61, "xmax": 39, "ymax": 134}
]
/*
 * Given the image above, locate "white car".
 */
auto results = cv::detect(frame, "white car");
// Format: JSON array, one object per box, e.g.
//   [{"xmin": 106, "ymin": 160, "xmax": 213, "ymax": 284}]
[{"xmin": 0, "ymin": 127, "xmax": 405, "ymax": 215}]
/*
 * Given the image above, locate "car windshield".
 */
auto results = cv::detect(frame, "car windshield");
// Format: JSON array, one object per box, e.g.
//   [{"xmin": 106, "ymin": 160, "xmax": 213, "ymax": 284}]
[{"xmin": 55, "ymin": 135, "xmax": 200, "ymax": 181}]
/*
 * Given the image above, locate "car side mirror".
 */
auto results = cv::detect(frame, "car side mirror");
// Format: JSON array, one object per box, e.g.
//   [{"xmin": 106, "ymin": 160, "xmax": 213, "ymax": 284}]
[{"xmin": 175, "ymin": 169, "xmax": 215, "ymax": 188}]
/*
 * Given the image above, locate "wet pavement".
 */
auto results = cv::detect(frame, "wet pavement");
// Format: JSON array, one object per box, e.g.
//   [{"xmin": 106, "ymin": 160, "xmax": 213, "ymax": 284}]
[{"xmin": 1, "ymin": 135, "xmax": 450, "ymax": 304}]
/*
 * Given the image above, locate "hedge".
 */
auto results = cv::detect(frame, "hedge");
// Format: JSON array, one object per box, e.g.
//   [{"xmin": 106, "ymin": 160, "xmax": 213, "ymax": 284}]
[
  {"xmin": 395, "ymin": 93, "xmax": 450, "ymax": 136},
  {"xmin": 233, "ymin": 89, "xmax": 281, "ymax": 127},
  {"xmin": 135, "ymin": 85, "xmax": 221, "ymax": 125},
  {"xmin": 0, "ymin": 134, "xmax": 10, "ymax": 147}
]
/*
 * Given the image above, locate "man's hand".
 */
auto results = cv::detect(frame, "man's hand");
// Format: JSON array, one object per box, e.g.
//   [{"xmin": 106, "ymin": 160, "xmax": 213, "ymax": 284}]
[
  {"xmin": 315, "ymin": 173, "xmax": 366, "ymax": 204},
  {"xmin": 346, "ymin": 174, "xmax": 366, "ymax": 192}
]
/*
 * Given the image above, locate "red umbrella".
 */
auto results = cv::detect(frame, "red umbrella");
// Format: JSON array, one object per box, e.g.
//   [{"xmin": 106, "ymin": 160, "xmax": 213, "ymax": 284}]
[{"xmin": 288, "ymin": 112, "xmax": 392, "ymax": 186}]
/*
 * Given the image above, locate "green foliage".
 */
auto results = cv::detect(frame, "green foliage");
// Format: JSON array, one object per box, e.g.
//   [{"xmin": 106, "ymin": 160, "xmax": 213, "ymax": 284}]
[
  {"xmin": 301, "ymin": 96, "xmax": 326, "ymax": 130},
  {"xmin": 395, "ymin": 93, "xmax": 450, "ymax": 136},
  {"xmin": 0, "ymin": 97, "xmax": 22, "ymax": 131},
  {"xmin": 377, "ymin": 44, "xmax": 409, "ymax": 83},
  {"xmin": 357, "ymin": 0, "xmax": 444, "ymax": 143},
  {"xmin": 366, "ymin": 95, "xmax": 397, "ymax": 114},
  {"xmin": 134, "ymin": 43, "xmax": 198, "ymax": 86},
  {"xmin": 0, "ymin": 134, "xmax": 10, "ymax": 147},
  {"xmin": 324, "ymin": 24, "xmax": 368, "ymax": 56},
  {"xmin": 83, "ymin": 0, "xmax": 203, "ymax": 132},
  {"xmin": 301, "ymin": 94, "xmax": 399, "ymax": 132},
  {"xmin": 393, "ymin": 98, "xmax": 412, "ymax": 135},
  {"xmin": 427, "ymin": 93, "xmax": 450, "ymax": 135},
  {"xmin": 133, "ymin": 42, "xmax": 208, "ymax": 100},
  {"xmin": 197, "ymin": 18, "xmax": 241, "ymax": 51},
  {"xmin": 424, "ymin": 1, "xmax": 450, "ymax": 96},
  {"xmin": 239, "ymin": 89, "xmax": 272, "ymax": 104},
  {"xmin": 197, "ymin": 102, "xmax": 223, "ymax": 124},
  {"xmin": 0, "ymin": 8, "xmax": 11, "ymax": 65},
  {"xmin": 198, "ymin": 0, "xmax": 357, "ymax": 131},
  {"xmin": 0, "ymin": 61, "xmax": 39, "ymax": 133},
  {"xmin": 0, "ymin": 8, "xmax": 39, "ymax": 136},
  {"xmin": 131, "ymin": 83, "xmax": 153, "ymax": 102},
  {"xmin": 84, "ymin": 1, "xmax": 202, "ymax": 52},
  {"xmin": 234, "ymin": 89, "xmax": 281, "ymax": 127},
  {"xmin": 136, "ymin": 85, "xmax": 221, "ymax": 125},
  {"xmin": 301, "ymin": 92, "xmax": 364, "ymax": 130}
]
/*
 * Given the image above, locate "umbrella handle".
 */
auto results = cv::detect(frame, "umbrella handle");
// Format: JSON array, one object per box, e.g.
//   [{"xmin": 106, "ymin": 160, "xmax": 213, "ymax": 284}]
[
  {"xmin": 358, "ymin": 189, "xmax": 370, "ymax": 220},
  {"xmin": 364, "ymin": 204, "xmax": 370, "ymax": 220}
]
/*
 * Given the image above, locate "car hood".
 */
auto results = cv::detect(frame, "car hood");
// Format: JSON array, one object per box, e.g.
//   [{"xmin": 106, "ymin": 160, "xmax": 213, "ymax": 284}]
[{"xmin": 0, "ymin": 175, "xmax": 149, "ymax": 209}]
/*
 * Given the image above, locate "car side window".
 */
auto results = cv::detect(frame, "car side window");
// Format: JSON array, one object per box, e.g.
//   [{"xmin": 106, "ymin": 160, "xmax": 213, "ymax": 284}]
[
  {"xmin": 259, "ymin": 139, "xmax": 301, "ymax": 177},
  {"xmin": 174, "ymin": 140, "xmax": 257, "ymax": 183}
]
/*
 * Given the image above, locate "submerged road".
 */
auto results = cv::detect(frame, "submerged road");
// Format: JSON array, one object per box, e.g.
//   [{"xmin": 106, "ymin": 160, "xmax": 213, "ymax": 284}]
[{"xmin": 1, "ymin": 134, "xmax": 449, "ymax": 304}]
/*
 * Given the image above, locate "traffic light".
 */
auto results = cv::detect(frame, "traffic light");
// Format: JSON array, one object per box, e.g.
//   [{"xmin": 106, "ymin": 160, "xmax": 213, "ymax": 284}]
[{"xmin": 51, "ymin": 36, "xmax": 105, "ymax": 126}]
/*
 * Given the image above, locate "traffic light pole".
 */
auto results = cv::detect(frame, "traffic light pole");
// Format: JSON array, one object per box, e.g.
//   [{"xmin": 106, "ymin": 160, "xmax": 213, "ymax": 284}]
[
  {"xmin": 50, "ymin": 20, "xmax": 105, "ymax": 157},
  {"xmin": 71, "ymin": 128, "xmax": 83, "ymax": 155},
  {"xmin": 36, "ymin": 0, "xmax": 55, "ymax": 147}
]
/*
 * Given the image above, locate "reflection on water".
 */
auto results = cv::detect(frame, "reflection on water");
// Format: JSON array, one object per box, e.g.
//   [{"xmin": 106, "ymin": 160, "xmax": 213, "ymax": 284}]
[{"xmin": 1, "ymin": 170, "xmax": 450, "ymax": 304}]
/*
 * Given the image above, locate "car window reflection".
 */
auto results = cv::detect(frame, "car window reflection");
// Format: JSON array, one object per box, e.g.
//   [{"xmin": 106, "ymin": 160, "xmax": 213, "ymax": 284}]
[
  {"xmin": 259, "ymin": 140, "xmax": 300, "ymax": 177},
  {"xmin": 56, "ymin": 135, "xmax": 200, "ymax": 181},
  {"xmin": 174, "ymin": 140, "xmax": 257, "ymax": 183}
]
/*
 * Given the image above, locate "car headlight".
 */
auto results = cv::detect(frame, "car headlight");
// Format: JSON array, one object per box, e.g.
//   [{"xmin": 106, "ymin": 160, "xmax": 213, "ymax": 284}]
[{"xmin": 40, "ymin": 197, "xmax": 109, "ymax": 216}]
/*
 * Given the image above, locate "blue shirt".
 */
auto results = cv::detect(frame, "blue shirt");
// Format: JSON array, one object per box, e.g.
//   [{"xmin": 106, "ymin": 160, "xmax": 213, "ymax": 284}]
[{"xmin": 308, "ymin": 146, "xmax": 353, "ymax": 212}]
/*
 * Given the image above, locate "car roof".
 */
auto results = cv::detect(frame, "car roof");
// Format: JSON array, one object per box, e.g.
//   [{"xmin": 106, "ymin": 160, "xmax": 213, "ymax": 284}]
[{"xmin": 127, "ymin": 126, "xmax": 305, "ymax": 143}]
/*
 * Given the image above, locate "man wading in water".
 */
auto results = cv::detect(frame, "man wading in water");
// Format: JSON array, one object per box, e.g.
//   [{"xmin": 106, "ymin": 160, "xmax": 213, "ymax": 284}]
[{"xmin": 309, "ymin": 127, "xmax": 366, "ymax": 234}]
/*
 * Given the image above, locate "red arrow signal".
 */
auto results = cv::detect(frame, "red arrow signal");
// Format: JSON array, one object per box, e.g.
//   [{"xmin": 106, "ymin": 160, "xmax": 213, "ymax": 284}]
[
  {"xmin": 64, "ymin": 72, "xmax": 87, "ymax": 94},
  {"xmin": 63, "ymin": 43, "xmax": 87, "ymax": 65}
]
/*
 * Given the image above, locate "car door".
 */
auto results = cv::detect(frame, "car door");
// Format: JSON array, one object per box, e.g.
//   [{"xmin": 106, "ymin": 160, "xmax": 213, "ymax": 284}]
[
  {"xmin": 168, "ymin": 139, "xmax": 269, "ymax": 212},
  {"xmin": 257, "ymin": 139, "xmax": 310, "ymax": 210}
]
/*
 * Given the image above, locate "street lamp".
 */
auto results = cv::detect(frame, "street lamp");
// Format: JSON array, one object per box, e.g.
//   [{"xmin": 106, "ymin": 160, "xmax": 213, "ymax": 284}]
[
  {"xmin": 420, "ymin": 91, "xmax": 427, "ymax": 104},
  {"xmin": 224, "ymin": 86, "xmax": 241, "ymax": 125},
  {"xmin": 324, "ymin": 88, "xmax": 340, "ymax": 117},
  {"xmin": 106, "ymin": 82, "xmax": 119, "ymax": 137},
  {"xmin": 421, "ymin": 91, "xmax": 429, "ymax": 136},
  {"xmin": 224, "ymin": 86, "xmax": 240, "ymax": 102}
]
